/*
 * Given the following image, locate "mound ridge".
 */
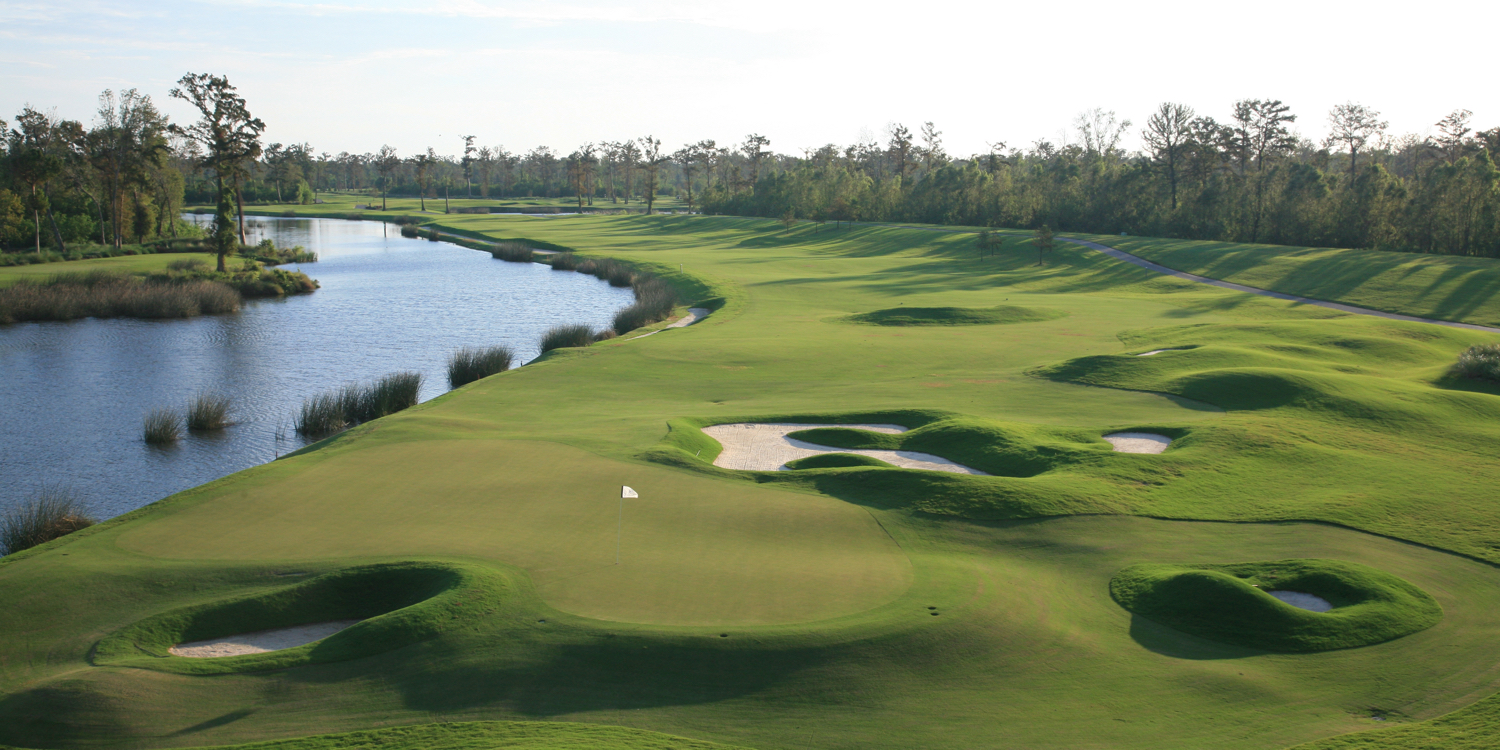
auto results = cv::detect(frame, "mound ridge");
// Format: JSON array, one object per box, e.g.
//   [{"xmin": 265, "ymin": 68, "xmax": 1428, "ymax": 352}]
[
  {"xmin": 842, "ymin": 304, "xmax": 1066, "ymax": 326},
  {"xmin": 1110, "ymin": 558, "xmax": 1441, "ymax": 652}
]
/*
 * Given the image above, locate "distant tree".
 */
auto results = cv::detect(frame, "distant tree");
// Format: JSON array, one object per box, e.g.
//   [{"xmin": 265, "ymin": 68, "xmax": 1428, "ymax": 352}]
[
  {"xmin": 1074, "ymin": 108, "xmax": 1132, "ymax": 158},
  {"xmin": 7, "ymin": 108, "xmax": 67, "ymax": 255},
  {"xmin": 374, "ymin": 145, "xmax": 398, "ymax": 210},
  {"xmin": 976, "ymin": 230, "xmax": 1005, "ymax": 260},
  {"xmin": 919, "ymin": 121, "xmax": 947, "ymax": 175},
  {"xmin": 1031, "ymin": 224, "xmax": 1054, "ymax": 266},
  {"xmin": 411, "ymin": 148, "xmax": 437, "ymax": 211},
  {"xmin": 674, "ymin": 143, "xmax": 699, "ymax": 209},
  {"xmin": 476, "ymin": 146, "xmax": 493, "ymax": 197},
  {"xmin": 781, "ymin": 209, "xmax": 797, "ymax": 232},
  {"xmin": 1230, "ymin": 99, "xmax": 1297, "ymax": 241},
  {"xmin": 741, "ymin": 133, "xmax": 770, "ymax": 188},
  {"xmin": 566, "ymin": 144, "xmax": 597, "ymax": 209},
  {"xmin": 639, "ymin": 136, "xmax": 666, "ymax": 214},
  {"xmin": 887, "ymin": 124, "xmax": 915, "ymax": 182},
  {"xmin": 169, "ymin": 73, "xmax": 264, "ymax": 269},
  {"xmin": 1433, "ymin": 109, "xmax": 1474, "ymax": 164},
  {"xmin": 1324, "ymin": 103, "xmax": 1388, "ymax": 176},
  {"xmin": 460, "ymin": 135, "xmax": 476, "ymax": 197},
  {"xmin": 1142, "ymin": 103, "xmax": 1195, "ymax": 210}
]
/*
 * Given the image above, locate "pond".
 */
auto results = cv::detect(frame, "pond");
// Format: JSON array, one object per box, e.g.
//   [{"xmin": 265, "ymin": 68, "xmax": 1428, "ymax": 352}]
[{"xmin": 0, "ymin": 216, "xmax": 635, "ymax": 520}]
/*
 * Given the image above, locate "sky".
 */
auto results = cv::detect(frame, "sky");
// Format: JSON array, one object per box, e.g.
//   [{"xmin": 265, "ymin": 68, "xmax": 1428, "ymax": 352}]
[{"xmin": 1, "ymin": 0, "xmax": 1495, "ymax": 160}]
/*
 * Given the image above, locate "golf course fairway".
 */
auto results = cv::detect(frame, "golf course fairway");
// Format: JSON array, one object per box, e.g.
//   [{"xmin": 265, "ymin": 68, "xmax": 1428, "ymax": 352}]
[{"xmin": 5, "ymin": 209, "xmax": 1500, "ymax": 750}]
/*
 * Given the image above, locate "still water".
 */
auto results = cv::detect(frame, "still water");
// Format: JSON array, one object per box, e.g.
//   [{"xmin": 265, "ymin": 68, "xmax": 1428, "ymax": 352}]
[{"xmin": 0, "ymin": 216, "xmax": 635, "ymax": 519}]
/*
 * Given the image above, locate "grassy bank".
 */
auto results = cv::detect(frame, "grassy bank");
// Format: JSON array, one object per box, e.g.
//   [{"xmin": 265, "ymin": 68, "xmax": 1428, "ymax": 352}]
[{"xmin": 3, "ymin": 212, "xmax": 1500, "ymax": 750}]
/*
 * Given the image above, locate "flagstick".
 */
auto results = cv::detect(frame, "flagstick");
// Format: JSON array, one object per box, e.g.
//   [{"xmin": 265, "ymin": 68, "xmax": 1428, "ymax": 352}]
[{"xmin": 616, "ymin": 494, "xmax": 623, "ymax": 565}]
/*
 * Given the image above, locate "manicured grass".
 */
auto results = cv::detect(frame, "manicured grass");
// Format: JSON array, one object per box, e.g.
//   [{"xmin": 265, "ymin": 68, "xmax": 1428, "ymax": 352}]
[
  {"xmin": 4, "ymin": 212, "xmax": 1500, "ymax": 750},
  {"xmin": 172, "ymin": 720, "xmax": 750, "ymax": 750},
  {"xmin": 783, "ymin": 453, "xmax": 895, "ymax": 470},
  {"xmin": 841, "ymin": 304, "xmax": 1066, "ymax": 326},
  {"xmin": 1082, "ymin": 234, "xmax": 1500, "ymax": 328},
  {"xmin": 0, "ymin": 252, "xmax": 220, "ymax": 287},
  {"xmin": 1110, "ymin": 559, "xmax": 1442, "ymax": 652}
]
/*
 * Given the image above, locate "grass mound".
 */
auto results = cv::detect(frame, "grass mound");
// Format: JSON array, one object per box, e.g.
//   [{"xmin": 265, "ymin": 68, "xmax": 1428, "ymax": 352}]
[
  {"xmin": 1110, "ymin": 559, "xmax": 1442, "ymax": 652},
  {"xmin": 784, "ymin": 453, "xmax": 895, "ymax": 470},
  {"xmin": 0, "ymin": 487, "xmax": 94, "ymax": 556},
  {"xmin": 93, "ymin": 561, "xmax": 510, "ymax": 675},
  {"xmin": 168, "ymin": 720, "xmax": 750, "ymax": 750},
  {"xmin": 785, "ymin": 415, "xmax": 1104, "ymax": 479},
  {"xmin": 842, "ymin": 304, "xmax": 1066, "ymax": 326}
]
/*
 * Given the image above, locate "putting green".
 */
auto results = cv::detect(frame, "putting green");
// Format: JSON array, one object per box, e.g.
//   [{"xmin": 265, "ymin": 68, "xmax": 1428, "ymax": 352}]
[{"xmin": 116, "ymin": 440, "xmax": 912, "ymax": 626}]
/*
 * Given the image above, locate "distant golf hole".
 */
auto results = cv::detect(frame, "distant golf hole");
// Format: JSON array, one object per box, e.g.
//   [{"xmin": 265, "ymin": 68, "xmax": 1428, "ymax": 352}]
[
  {"xmin": 930, "ymin": 612, "xmax": 941, "ymax": 616},
  {"xmin": 719, "ymin": 633, "xmax": 729, "ymax": 638},
  {"xmin": 1103, "ymin": 432, "xmax": 1172, "ymax": 454},
  {"xmin": 1268, "ymin": 591, "xmax": 1333, "ymax": 613},
  {"xmin": 171, "ymin": 620, "xmax": 359, "ymax": 658}
]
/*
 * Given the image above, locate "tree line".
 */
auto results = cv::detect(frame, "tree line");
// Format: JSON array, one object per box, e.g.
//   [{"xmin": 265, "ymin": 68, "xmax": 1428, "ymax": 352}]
[{"xmin": 6, "ymin": 81, "xmax": 1497, "ymax": 258}]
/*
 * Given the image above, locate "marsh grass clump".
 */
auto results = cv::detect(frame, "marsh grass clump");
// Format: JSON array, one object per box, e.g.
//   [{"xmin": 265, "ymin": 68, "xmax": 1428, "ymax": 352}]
[
  {"xmin": 295, "ymin": 372, "xmax": 423, "ymax": 438},
  {"xmin": 447, "ymin": 346, "xmax": 515, "ymax": 388},
  {"xmin": 0, "ymin": 487, "xmax": 95, "ymax": 556},
  {"xmin": 548, "ymin": 252, "xmax": 579, "ymax": 271},
  {"xmin": 143, "ymin": 408, "xmax": 182, "ymax": 444},
  {"xmin": 577, "ymin": 258, "xmax": 635, "ymax": 287},
  {"xmin": 0, "ymin": 272, "xmax": 241, "ymax": 324},
  {"xmin": 540, "ymin": 324, "xmax": 595, "ymax": 353},
  {"xmin": 399, "ymin": 224, "xmax": 420, "ymax": 238},
  {"xmin": 593, "ymin": 328, "xmax": 618, "ymax": 342},
  {"xmin": 612, "ymin": 275, "xmax": 680, "ymax": 334},
  {"xmin": 186, "ymin": 393, "xmax": 231, "ymax": 431},
  {"xmin": 490, "ymin": 242, "xmax": 533, "ymax": 263},
  {"xmin": 1454, "ymin": 343, "xmax": 1500, "ymax": 382}
]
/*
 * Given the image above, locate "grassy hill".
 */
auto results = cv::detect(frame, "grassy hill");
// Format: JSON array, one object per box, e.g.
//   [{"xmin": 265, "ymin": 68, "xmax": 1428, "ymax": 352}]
[{"xmin": 3, "ymin": 212, "xmax": 1500, "ymax": 749}]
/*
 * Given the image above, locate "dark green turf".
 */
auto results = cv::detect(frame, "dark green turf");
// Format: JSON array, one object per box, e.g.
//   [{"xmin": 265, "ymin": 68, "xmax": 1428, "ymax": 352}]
[
  {"xmin": 783, "ymin": 453, "xmax": 895, "ymax": 470},
  {"xmin": 840, "ymin": 304, "xmax": 1066, "ymax": 326},
  {"xmin": 1110, "ymin": 559, "xmax": 1442, "ymax": 652}
]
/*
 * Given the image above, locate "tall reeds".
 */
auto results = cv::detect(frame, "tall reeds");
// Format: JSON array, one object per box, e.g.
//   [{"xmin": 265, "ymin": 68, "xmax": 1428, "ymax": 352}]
[
  {"xmin": 448, "ymin": 345, "xmax": 515, "ymax": 388},
  {"xmin": 399, "ymin": 224, "xmax": 420, "ymax": 238},
  {"xmin": 575, "ymin": 258, "xmax": 635, "ymax": 287},
  {"xmin": 0, "ymin": 271, "xmax": 240, "ymax": 324},
  {"xmin": 490, "ymin": 242, "xmax": 533, "ymax": 263},
  {"xmin": 186, "ymin": 393, "xmax": 232, "ymax": 431},
  {"xmin": 0, "ymin": 487, "xmax": 95, "ymax": 556},
  {"xmin": 295, "ymin": 372, "xmax": 424, "ymax": 438},
  {"xmin": 540, "ymin": 324, "xmax": 597, "ymax": 353},
  {"xmin": 548, "ymin": 252, "xmax": 579, "ymax": 271},
  {"xmin": 612, "ymin": 275, "xmax": 680, "ymax": 334},
  {"xmin": 143, "ymin": 408, "xmax": 181, "ymax": 444},
  {"xmin": 1455, "ymin": 343, "xmax": 1500, "ymax": 382}
]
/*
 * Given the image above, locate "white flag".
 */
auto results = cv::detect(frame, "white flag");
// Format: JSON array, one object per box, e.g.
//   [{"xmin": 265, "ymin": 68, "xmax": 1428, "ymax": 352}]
[{"xmin": 621, "ymin": 486, "xmax": 639, "ymax": 499}]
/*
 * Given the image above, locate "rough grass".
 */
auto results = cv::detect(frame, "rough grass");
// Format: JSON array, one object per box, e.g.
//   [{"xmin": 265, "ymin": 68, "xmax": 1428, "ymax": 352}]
[
  {"xmin": 1454, "ymin": 343, "xmax": 1500, "ymax": 382},
  {"xmin": 0, "ymin": 487, "xmax": 94, "ymax": 556},
  {"xmin": 186, "ymin": 393, "xmax": 232, "ymax": 431},
  {"xmin": 448, "ymin": 346, "xmax": 515, "ymax": 389},
  {"xmin": 548, "ymin": 252, "xmax": 579, "ymax": 271},
  {"xmin": 143, "ymin": 408, "xmax": 182, "ymax": 445},
  {"xmin": 842, "ymin": 304, "xmax": 1067, "ymax": 326},
  {"xmin": 295, "ymin": 372, "xmax": 422, "ymax": 437},
  {"xmin": 168, "ymin": 721, "xmax": 750, "ymax": 750},
  {"xmin": 489, "ymin": 242, "xmax": 533, "ymax": 263},
  {"xmin": 613, "ymin": 276, "xmax": 679, "ymax": 334},
  {"xmin": 539, "ymin": 324, "xmax": 595, "ymax": 353},
  {"xmin": 1110, "ymin": 559, "xmax": 1443, "ymax": 652},
  {"xmin": 0, "ymin": 271, "xmax": 240, "ymax": 324}
]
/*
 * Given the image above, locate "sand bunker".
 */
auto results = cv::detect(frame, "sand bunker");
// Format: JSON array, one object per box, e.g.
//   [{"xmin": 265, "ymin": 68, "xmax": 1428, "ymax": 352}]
[
  {"xmin": 170, "ymin": 620, "xmax": 360, "ymax": 658},
  {"xmin": 1269, "ymin": 591, "xmax": 1334, "ymax": 613},
  {"xmin": 666, "ymin": 308, "xmax": 711, "ymax": 328},
  {"xmin": 702, "ymin": 423, "xmax": 987, "ymax": 474},
  {"xmin": 1103, "ymin": 432, "xmax": 1172, "ymax": 454},
  {"xmin": 1137, "ymin": 348, "xmax": 1188, "ymax": 356}
]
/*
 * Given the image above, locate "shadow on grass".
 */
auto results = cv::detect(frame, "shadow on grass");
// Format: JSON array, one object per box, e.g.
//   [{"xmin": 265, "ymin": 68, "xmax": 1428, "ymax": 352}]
[{"xmin": 1126, "ymin": 613, "xmax": 1262, "ymax": 661}]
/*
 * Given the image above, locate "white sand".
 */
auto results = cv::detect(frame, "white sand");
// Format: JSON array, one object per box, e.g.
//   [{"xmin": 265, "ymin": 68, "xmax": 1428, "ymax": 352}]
[
  {"xmin": 1137, "ymin": 348, "xmax": 1187, "ymax": 356},
  {"xmin": 1268, "ymin": 591, "xmax": 1333, "ymax": 613},
  {"xmin": 170, "ymin": 620, "xmax": 360, "ymax": 658},
  {"xmin": 1103, "ymin": 432, "xmax": 1173, "ymax": 454},
  {"xmin": 702, "ymin": 423, "xmax": 987, "ymax": 474}
]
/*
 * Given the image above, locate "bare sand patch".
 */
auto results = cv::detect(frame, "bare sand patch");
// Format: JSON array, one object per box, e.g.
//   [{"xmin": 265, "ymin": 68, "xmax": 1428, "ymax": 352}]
[
  {"xmin": 1103, "ymin": 432, "xmax": 1172, "ymax": 454},
  {"xmin": 1269, "ymin": 591, "xmax": 1334, "ymax": 613},
  {"xmin": 1137, "ymin": 348, "xmax": 1188, "ymax": 356},
  {"xmin": 170, "ymin": 620, "xmax": 360, "ymax": 658},
  {"xmin": 666, "ymin": 308, "xmax": 711, "ymax": 328},
  {"xmin": 702, "ymin": 423, "xmax": 986, "ymax": 474}
]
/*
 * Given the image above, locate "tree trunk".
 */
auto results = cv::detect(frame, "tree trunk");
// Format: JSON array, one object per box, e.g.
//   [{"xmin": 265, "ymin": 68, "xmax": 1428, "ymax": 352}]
[
  {"xmin": 46, "ymin": 200, "xmax": 66, "ymax": 254},
  {"xmin": 234, "ymin": 175, "xmax": 248, "ymax": 246}
]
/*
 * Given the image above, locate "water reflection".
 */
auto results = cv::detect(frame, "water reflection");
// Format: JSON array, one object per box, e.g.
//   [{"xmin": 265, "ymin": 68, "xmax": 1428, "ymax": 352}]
[{"xmin": 0, "ymin": 216, "xmax": 634, "ymax": 519}]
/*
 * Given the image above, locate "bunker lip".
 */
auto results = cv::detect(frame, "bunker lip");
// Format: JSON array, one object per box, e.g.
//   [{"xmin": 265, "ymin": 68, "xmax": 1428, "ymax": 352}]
[
  {"xmin": 702, "ymin": 422, "xmax": 987, "ymax": 474},
  {"xmin": 1268, "ymin": 591, "xmax": 1333, "ymax": 613},
  {"xmin": 169, "ymin": 620, "xmax": 360, "ymax": 658},
  {"xmin": 1103, "ymin": 432, "xmax": 1172, "ymax": 454}
]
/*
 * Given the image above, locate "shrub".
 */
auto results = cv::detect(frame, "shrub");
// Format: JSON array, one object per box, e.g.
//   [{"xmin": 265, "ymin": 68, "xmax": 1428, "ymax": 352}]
[
  {"xmin": 447, "ymin": 346, "xmax": 515, "ymax": 388},
  {"xmin": 424, "ymin": 228, "xmax": 442, "ymax": 242},
  {"xmin": 399, "ymin": 224, "xmax": 420, "ymax": 238},
  {"xmin": 280, "ymin": 210, "xmax": 297, "ymax": 218},
  {"xmin": 548, "ymin": 252, "xmax": 579, "ymax": 271},
  {"xmin": 0, "ymin": 487, "xmax": 95, "ymax": 556},
  {"xmin": 593, "ymin": 328, "xmax": 618, "ymax": 342},
  {"xmin": 539, "ymin": 324, "xmax": 595, "ymax": 353},
  {"xmin": 1454, "ymin": 343, "xmax": 1500, "ymax": 382},
  {"xmin": 393, "ymin": 215, "xmax": 422, "ymax": 225},
  {"xmin": 490, "ymin": 242, "xmax": 533, "ymax": 263},
  {"xmin": 186, "ymin": 393, "xmax": 231, "ymax": 431},
  {"xmin": 143, "ymin": 408, "xmax": 181, "ymax": 444}
]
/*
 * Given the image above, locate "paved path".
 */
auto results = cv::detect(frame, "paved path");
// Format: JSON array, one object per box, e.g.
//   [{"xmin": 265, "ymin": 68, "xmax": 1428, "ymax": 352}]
[{"xmin": 848, "ymin": 222, "xmax": 1500, "ymax": 334}]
